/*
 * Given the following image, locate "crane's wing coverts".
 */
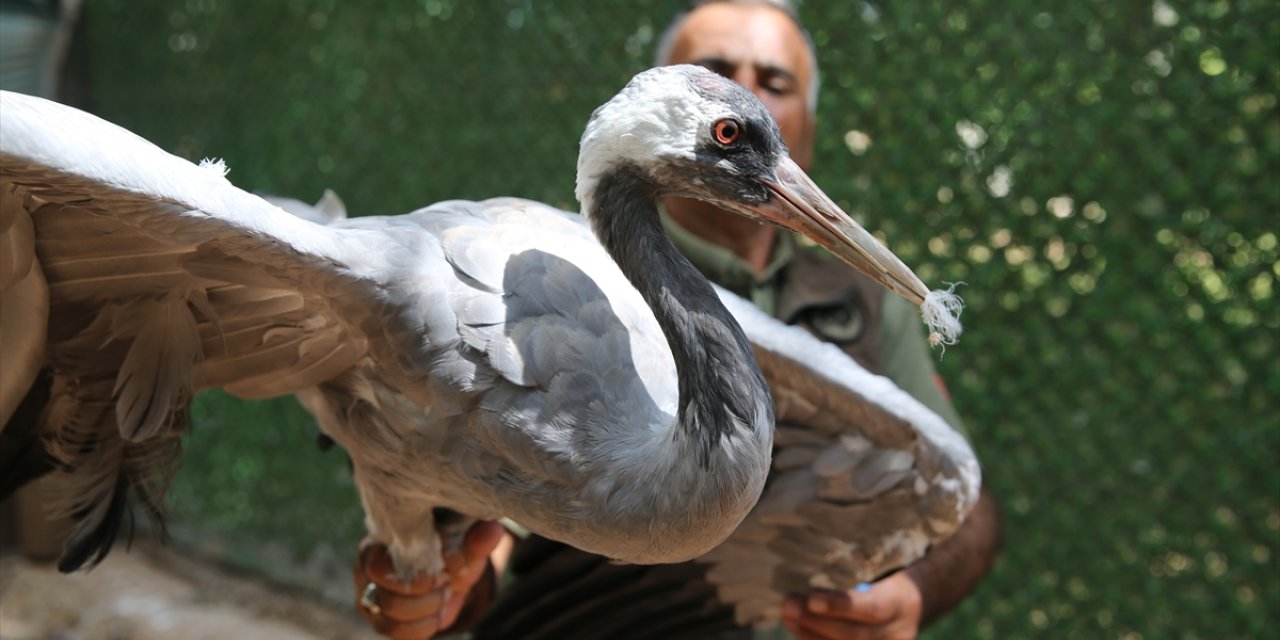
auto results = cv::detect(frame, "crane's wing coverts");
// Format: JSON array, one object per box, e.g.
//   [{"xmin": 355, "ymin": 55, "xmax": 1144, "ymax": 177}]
[{"xmin": 702, "ymin": 290, "xmax": 981, "ymax": 628}]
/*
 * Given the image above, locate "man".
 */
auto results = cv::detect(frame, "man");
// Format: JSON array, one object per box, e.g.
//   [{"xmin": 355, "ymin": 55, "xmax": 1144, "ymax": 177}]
[{"xmin": 354, "ymin": 2, "xmax": 1000, "ymax": 639}]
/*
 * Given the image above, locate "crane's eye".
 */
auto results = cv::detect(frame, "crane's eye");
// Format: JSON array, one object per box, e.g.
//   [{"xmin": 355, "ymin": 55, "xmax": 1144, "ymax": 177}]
[{"xmin": 713, "ymin": 119, "xmax": 742, "ymax": 146}]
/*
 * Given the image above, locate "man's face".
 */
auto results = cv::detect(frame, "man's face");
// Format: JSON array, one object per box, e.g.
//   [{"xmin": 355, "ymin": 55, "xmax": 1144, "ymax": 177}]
[{"xmin": 665, "ymin": 2, "xmax": 816, "ymax": 170}]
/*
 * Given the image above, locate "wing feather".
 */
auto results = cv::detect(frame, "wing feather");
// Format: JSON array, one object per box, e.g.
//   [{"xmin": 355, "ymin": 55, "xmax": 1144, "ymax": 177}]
[
  {"xmin": 700, "ymin": 288, "xmax": 982, "ymax": 627},
  {"xmin": 0, "ymin": 90, "xmax": 408, "ymax": 571},
  {"xmin": 0, "ymin": 185, "xmax": 36, "ymax": 289},
  {"xmin": 111, "ymin": 292, "xmax": 200, "ymax": 440},
  {"xmin": 0, "ymin": 191, "xmax": 47, "ymax": 427},
  {"xmin": 222, "ymin": 329, "xmax": 366, "ymax": 399}
]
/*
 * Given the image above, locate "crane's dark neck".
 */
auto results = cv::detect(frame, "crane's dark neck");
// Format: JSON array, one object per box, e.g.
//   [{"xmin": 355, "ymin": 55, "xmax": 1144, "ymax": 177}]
[{"xmin": 587, "ymin": 164, "xmax": 773, "ymax": 464}]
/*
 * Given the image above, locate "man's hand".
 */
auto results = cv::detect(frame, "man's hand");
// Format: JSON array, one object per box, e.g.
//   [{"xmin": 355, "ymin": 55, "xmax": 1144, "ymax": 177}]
[
  {"xmin": 781, "ymin": 572, "xmax": 924, "ymax": 640},
  {"xmin": 354, "ymin": 521, "xmax": 507, "ymax": 640}
]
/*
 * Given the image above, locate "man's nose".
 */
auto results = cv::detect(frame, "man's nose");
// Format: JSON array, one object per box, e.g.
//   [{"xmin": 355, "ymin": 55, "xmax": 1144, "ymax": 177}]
[{"xmin": 730, "ymin": 67, "xmax": 763, "ymax": 98}]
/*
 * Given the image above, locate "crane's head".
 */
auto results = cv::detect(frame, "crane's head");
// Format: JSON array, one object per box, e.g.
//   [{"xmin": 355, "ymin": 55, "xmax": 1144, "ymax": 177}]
[{"xmin": 577, "ymin": 65, "xmax": 941, "ymax": 312}]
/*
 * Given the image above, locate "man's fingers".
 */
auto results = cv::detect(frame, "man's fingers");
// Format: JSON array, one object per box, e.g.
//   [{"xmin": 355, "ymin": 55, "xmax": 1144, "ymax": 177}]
[
  {"xmin": 464, "ymin": 520, "xmax": 507, "ymax": 557},
  {"xmin": 442, "ymin": 521, "xmax": 505, "ymax": 591},
  {"xmin": 808, "ymin": 588, "xmax": 897, "ymax": 624},
  {"xmin": 782, "ymin": 598, "xmax": 806, "ymax": 637},
  {"xmin": 370, "ymin": 612, "xmax": 442, "ymax": 640},
  {"xmin": 359, "ymin": 545, "xmax": 440, "ymax": 595},
  {"xmin": 414, "ymin": 522, "xmax": 504, "ymax": 632},
  {"xmin": 437, "ymin": 588, "xmax": 470, "ymax": 630},
  {"xmin": 371, "ymin": 588, "xmax": 447, "ymax": 623},
  {"xmin": 795, "ymin": 614, "xmax": 867, "ymax": 640},
  {"xmin": 440, "ymin": 549, "xmax": 484, "ymax": 592},
  {"xmin": 354, "ymin": 533, "xmax": 506, "ymax": 640}
]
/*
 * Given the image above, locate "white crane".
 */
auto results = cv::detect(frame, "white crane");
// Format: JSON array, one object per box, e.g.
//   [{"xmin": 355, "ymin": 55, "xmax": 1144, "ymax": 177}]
[{"xmin": 0, "ymin": 66, "xmax": 974, "ymax": 596}]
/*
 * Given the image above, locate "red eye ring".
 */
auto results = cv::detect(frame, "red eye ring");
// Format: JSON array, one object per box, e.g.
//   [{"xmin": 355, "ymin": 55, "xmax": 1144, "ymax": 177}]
[{"xmin": 713, "ymin": 119, "xmax": 742, "ymax": 145}]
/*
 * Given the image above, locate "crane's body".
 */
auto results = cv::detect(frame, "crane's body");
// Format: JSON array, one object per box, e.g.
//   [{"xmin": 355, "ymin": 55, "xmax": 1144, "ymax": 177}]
[
  {"xmin": 0, "ymin": 66, "xmax": 976, "ymax": 607},
  {"xmin": 289, "ymin": 197, "xmax": 771, "ymax": 573}
]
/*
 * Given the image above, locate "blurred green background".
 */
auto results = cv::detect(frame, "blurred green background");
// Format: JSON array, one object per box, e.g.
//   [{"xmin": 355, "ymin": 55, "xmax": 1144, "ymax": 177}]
[{"xmin": 12, "ymin": 0, "xmax": 1280, "ymax": 638}]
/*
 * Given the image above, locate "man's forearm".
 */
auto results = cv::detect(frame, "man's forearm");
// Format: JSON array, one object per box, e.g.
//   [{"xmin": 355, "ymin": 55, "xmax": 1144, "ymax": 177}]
[{"xmin": 906, "ymin": 487, "xmax": 1002, "ymax": 627}]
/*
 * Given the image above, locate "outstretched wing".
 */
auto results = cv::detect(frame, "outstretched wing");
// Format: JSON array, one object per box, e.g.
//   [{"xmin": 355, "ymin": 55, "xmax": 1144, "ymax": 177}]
[
  {"xmin": 0, "ymin": 90, "xmax": 405, "ymax": 571},
  {"xmin": 702, "ymin": 290, "xmax": 982, "ymax": 627}
]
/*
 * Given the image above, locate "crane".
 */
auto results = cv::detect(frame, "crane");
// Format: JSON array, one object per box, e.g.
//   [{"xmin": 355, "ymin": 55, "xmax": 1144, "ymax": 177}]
[
  {"xmin": 0, "ymin": 65, "xmax": 974, "ymax": 593},
  {"xmin": 281, "ymin": 186, "xmax": 980, "ymax": 630}
]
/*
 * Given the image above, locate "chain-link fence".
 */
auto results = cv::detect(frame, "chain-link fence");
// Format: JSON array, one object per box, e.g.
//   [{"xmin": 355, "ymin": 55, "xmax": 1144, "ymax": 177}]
[{"xmin": 28, "ymin": 1, "xmax": 1279, "ymax": 638}]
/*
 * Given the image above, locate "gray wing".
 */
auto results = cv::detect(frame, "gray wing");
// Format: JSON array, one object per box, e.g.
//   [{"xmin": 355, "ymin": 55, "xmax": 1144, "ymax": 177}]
[{"xmin": 701, "ymin": 289, "xmax": 982, "ymax": 627}]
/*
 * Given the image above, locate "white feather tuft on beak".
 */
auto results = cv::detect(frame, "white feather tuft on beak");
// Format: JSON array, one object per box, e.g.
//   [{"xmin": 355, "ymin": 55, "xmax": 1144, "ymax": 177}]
[{"xmin": 923, "ymin": 284, "xmax": 965, "ymax": 349}]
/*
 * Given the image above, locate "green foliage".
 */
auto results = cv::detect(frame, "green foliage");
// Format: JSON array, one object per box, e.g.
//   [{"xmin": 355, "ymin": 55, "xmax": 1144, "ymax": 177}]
[
  {"xmin": 78, "ymin": 1, "xmax": 1276, "ymax": 637},
  {"xmin": 165, "ymin": 391, "xmax": 364, "ymax": 576}
]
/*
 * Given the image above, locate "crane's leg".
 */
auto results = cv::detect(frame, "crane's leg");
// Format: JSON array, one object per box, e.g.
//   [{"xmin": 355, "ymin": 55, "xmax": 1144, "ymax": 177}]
[
  {"xmin": 294, "ymin": 384, "xmax": 476, "ymax": 581},
  {"xmin": 353, "ymin": 468, "xmax": 446, "ymax": 581}
]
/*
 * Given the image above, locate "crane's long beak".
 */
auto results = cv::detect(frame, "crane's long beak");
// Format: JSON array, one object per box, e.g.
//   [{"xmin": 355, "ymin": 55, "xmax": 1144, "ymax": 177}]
[{"xmin": 751, "ymin": 157, "xmax": 930, "ymax": 307}]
